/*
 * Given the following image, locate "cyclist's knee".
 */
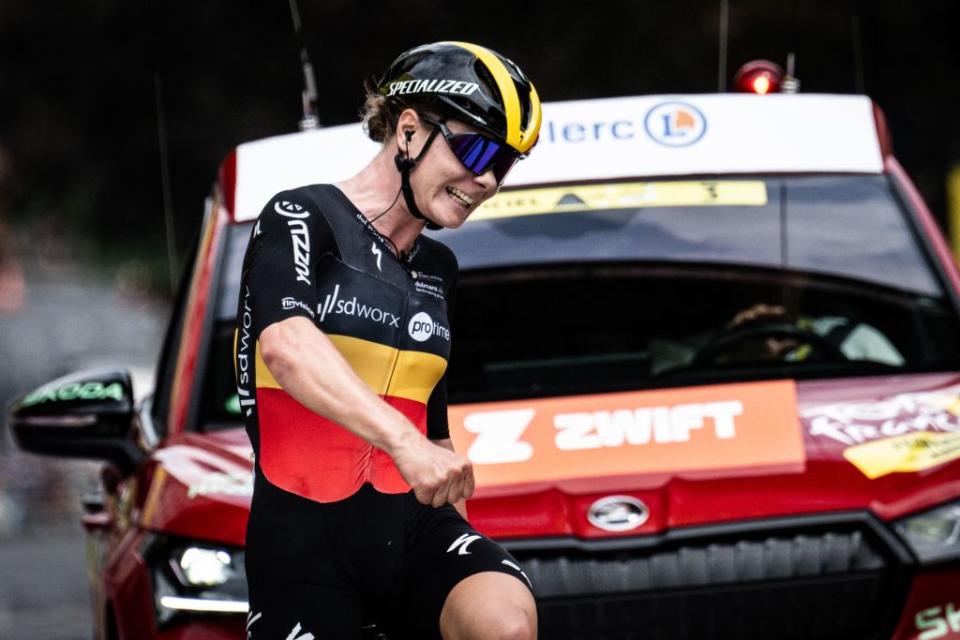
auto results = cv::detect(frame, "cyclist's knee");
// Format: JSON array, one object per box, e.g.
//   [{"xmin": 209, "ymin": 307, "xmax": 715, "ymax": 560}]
[
  {"xmin": 488, "ymin": 610, "xmax": 536, "ymax": 640},
  {"xmin": 440, "ymin": 572, "xmax": 536, "ymax": 640},
  {"xmin": 442, "ymin": 608, "xmax": 535, "ymax": 640}
]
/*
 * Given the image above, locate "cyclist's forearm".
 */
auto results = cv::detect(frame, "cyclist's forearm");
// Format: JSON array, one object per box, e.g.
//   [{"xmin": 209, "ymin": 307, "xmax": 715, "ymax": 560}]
[
  {"xmin": 260, "ymin": 316, "xmax": 422, "ymax": 454},
  {"xmin": 432, "ymin": 438, "xmax": 469, "ymax": 518}
]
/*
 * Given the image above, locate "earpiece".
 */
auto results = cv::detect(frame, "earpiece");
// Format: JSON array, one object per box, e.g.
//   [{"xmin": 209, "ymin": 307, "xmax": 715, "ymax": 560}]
[
  {"xmin": 395, "ymin": 128, "xmax": 417, "ymax": 171},
  {"xmin": 394, "ymin": 153, "xmax": 416, "ymax": 172}
]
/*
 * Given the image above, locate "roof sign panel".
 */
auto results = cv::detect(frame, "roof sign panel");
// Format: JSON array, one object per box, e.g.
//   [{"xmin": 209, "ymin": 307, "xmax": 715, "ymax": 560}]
[
  {"xmin": 231, "ymin": 94, "xmax": 883, "ymax": 222},
  {"xmin": 469, "ymin": 180, "xmax": 769, "ymax": 221}
]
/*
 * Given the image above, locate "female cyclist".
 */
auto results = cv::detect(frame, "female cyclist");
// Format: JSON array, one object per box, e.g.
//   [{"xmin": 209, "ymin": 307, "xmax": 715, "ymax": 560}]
[{"xmin": 235, "ymin": 41, "xmax": 542, "ymax": 639}]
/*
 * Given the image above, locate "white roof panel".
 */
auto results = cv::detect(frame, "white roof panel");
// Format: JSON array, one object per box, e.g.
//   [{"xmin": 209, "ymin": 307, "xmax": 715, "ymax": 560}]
[{"xmin": 232, "ymin": 94, "xmax": 884, "ymax": 222}]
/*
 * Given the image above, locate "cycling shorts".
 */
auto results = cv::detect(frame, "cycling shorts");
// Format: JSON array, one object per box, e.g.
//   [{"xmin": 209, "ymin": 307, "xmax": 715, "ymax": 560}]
[{"xmin": 244, "ymin": 474, "xmax": 533, "ymax": 639}]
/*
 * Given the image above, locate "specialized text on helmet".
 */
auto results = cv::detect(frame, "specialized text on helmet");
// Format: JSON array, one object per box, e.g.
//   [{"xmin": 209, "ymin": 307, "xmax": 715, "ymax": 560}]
[{"xmin": 385, "ymin": 79, "xmax": 480, "ymax": 98}]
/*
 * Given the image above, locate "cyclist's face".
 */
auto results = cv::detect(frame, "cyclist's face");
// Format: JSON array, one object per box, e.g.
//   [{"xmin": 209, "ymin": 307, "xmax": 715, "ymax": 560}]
[{"xmin": 407, "ymin": 115, "xmax": 499, "ymax": 229}]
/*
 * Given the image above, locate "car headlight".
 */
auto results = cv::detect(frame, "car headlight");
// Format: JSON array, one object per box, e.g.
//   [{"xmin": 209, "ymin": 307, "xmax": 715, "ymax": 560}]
[
  {"xmin": 146, "ymin": 537, "xmax": 248, "ymax": 626},
  {"xmin": 894, "ymin": 500, "xmax": 960, "ymax": 565}
]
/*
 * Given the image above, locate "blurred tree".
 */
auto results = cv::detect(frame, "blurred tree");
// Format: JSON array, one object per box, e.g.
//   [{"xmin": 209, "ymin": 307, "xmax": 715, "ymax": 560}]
[{"xmin": 0, "ymin": 0, "xmax": 957, "ymax": 298}]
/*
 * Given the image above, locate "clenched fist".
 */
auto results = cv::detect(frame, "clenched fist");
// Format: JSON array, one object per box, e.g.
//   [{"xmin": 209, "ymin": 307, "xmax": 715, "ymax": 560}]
[{"xmin": 391, "ymin": 432, "xmax": 475, "ymax": 508}]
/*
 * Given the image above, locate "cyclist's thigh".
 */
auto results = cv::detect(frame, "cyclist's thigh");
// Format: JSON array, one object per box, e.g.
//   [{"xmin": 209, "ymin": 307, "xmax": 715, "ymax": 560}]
[{"xmin": 386, "ymin": 501, "xmax": 533, "ymax": 639}]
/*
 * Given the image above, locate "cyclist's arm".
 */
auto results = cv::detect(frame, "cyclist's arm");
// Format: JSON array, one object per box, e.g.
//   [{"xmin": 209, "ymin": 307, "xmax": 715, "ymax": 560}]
[
  {"xmin": 261, "ymin": 316, "xmax": 474, "ymax": 507},
  {"xmin": 262, "ymin": 317, "xmax": 423, "ymax": 454},
  {"xmin": 432, "ymin": 437, "xmax": 468, "ymax": 519}
]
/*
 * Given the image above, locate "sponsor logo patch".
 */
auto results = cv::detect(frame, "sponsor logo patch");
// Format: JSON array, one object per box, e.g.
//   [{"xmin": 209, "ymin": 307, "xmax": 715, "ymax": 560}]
[
  {"xmin": 802, "ymin": 389, "xmax": 960, "ymax": 446},
  {"xmin": 385, "ymin": 79, "xmax": 480, "ymax": 98},
  {"xmin": 843, "ymin": 431, "xmax": 960, "ymax": 479},
  {"xmin": 236, "ymin": 287, "xmax": 256, "ymax": 417},
  {"xmin": 411, "ymin": 271, "xmax": 446, "ymax": 300},
  {"xmin": 408, "ymin": 311, "xmax": 450, "ymax": 342},
  {"xmin": 447, "ymin": 533, "xmax": 482, "ymax": 555},
  {"xmin": 273, "ymin": 200, "xmax": 311, "ymax": 285},
  {"xmin": 501, "ymin": 559, "xmax": 533, "ymax": 588},
  {"xmin": 281, "ymin": 297, "xmax": 316, "ymax": 318},
  {"xmin": 274, "ymin": 201, "xmax": 309, "ymax": 219},
  {"xmin": 285, "ymin": 622, "xmax": 314, "ymax": 640},
  {"xmin": 318, "ymin": 284, "xmax": 401, "ymax": 328},
  {"xmin": 449, "ymin": 380, "xmax": 802, "ymax": 487},
  {"xmin": 644, "ymin": 101, "xmax": 707, "ymax": 147},
  {"xmin": 22, "ymin": 381, "xmax": 124, "ymax": 407},
  {"xmin": 914, "ymin": 600, "xmax": 960, "ymax": 639}
]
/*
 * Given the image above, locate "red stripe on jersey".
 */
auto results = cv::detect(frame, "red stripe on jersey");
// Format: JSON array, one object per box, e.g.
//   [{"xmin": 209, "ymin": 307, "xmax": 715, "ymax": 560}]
[{"xmin": 256, "ymin": 388, "xmax": 428, "ymax": 502}]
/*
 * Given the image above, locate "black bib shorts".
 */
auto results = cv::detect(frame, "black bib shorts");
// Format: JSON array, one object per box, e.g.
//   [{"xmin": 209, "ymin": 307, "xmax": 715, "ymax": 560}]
[{"xmin": 244, "ymin": 475, "xmax": 532, "ymax": 639}]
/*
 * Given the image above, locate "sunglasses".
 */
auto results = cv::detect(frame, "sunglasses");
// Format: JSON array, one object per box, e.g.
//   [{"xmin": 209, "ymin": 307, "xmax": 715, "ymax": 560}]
[{"xmin": 420, "ymin": 115, "xmax": 522, "ymax": 184}]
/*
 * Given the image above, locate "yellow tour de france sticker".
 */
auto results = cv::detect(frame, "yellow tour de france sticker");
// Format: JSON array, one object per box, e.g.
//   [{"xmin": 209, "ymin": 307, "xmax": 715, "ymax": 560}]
[
  {"xmin": 843, "ymin": 431, "xmax": 960, "ymax": 480},
  {"xmin": 469, "ymin": 181, "xmax": 769, "ymax": 222}
]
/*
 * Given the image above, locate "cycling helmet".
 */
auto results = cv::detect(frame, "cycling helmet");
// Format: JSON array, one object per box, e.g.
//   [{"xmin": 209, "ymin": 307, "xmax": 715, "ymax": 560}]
[{"xmin": 378, "ymin": 41, "xmax": 541, "ymax": 155}]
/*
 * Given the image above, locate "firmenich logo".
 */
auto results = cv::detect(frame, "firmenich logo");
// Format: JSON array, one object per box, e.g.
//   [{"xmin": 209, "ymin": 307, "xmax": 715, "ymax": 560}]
[
  {"xmin": 408, "ymin": 312, "xmax": 450, "ymax": 342},
  {"xmin": 22, "ymin": 381, "xmax": 124, "ymax": 407},
  {"xmin": 282, "ymin": 297, "xmax": 315, "ymax": 318}
]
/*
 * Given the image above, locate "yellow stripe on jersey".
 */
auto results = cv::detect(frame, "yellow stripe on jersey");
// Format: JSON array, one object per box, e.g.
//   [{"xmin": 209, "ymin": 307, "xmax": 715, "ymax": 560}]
[
  {"xmin": 387, "ymin": 348, "xmax": 449, "ymax": 403},
  {"xmin": 253, "ymin": 335, "xmax": 447, "ymax": 405}
]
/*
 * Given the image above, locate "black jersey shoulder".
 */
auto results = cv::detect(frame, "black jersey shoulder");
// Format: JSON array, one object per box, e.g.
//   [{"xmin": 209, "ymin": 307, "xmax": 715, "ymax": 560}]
[{"xmin": 410, "ymin": 235, "xmax": 459, "ymax": 299}]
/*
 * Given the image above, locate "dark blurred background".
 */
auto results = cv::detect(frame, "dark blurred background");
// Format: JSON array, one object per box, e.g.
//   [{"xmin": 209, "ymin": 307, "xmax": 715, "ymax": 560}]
[{"xmin": 1, "ymin": 0, "xmax": 959, "ymax": 636}]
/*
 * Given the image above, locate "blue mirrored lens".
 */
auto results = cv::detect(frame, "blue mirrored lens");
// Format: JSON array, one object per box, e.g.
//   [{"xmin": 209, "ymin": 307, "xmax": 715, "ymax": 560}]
[{"xmin": 448, "ymin": 133, "xmax": 518, "ymax": 182}]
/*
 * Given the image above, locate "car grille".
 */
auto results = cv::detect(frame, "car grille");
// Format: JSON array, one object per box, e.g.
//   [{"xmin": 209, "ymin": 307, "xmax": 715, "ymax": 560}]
[{"xmin": 511, "ymin": 520, "xmax": 908, "ymax": 640}]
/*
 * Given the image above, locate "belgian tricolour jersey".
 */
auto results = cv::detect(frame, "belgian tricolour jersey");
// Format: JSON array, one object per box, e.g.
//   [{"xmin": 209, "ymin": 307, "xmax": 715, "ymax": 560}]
[{"xmin": 234, "ymin": 184, "xmax": 457, "ymax": 503}]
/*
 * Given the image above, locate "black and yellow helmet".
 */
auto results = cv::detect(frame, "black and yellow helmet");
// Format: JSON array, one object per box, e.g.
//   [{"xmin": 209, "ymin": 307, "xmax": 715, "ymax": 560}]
[{"xmin": 378, "ymin": 41, "xmax": 541, "ymax": 155}]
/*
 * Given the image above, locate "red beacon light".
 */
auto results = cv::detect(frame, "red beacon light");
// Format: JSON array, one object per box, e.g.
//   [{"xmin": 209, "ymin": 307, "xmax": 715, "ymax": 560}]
[{"xmin": 732, "ymin": 56, "xmax": 800, "ymax": 95}]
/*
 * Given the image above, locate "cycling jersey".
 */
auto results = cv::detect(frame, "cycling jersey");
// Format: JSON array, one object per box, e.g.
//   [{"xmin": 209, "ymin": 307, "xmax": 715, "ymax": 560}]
[
  {"xmin": 234, "ymin": 184, "xmax": 533, "ymax": 639},
  {"xmin": 235, "ymin": 183, "xmax": 457, "ymax": 503}
]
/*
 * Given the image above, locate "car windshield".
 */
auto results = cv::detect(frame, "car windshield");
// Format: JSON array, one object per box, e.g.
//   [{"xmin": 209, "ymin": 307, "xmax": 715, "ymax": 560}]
[{"xmin": 198, "ymin": 174, "xmax": 960, "ymax": 428}]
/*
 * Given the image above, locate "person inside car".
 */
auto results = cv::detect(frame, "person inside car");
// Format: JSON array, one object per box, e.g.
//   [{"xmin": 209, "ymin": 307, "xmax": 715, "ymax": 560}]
[
  {"xmin": 650, "ymin": 302, "xmax": 904, "ymax": 374},
  {"xmin": 235, "ymin": 42, "xmax": 541, "ymax": 639}
]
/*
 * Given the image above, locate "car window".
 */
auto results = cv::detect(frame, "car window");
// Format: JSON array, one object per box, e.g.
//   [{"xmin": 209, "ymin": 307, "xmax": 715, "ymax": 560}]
[
  {"xmin": 198, "ymin": 175, "xmax": 960, "ymax": 427},
  {"xmin": 446, "ymin": 264, "xmax": 960, "ymax": 403},
  {"xmin": 152, "ymin": 231, "xmax": 200, "ymax": 437},
  {"xmin": 434, "ymin": 175, "xmax": 941, "ymax": 296}
]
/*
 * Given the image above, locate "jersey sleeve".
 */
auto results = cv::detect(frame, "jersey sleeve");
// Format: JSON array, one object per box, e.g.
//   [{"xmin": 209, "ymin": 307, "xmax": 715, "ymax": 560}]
[
  {"xmin": 242, "ymin": 190, "xmax": 335, "ymax": 336},
  {"xmin": 426, "ymin": 247, "xmax": 459, "ymax": 441}
]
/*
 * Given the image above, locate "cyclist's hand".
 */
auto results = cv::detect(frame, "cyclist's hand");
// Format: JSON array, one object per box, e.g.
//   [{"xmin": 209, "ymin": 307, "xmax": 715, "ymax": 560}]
[{"xmin": 392, "ymin": 434, "xmax": 475, "ymax": 508}]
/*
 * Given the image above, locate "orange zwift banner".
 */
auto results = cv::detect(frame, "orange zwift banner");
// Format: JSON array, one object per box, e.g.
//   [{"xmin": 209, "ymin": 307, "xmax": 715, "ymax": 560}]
[{"xmin": 448, "ymin": 380, "xmax": 804, "ymax": 487}]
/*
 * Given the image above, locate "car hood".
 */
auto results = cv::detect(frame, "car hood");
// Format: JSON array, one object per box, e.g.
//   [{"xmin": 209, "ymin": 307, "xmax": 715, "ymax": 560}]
[
  {"xmin": 137, "ymin": 372, "xmax": 960, "ymax": 544},
  {"xmin": 450, "ymin": 372, "xmax": 960, "ymax": 540},
  {"xmin": 139, "ymin": 430, "xmax": 253, "ymax": 545}
]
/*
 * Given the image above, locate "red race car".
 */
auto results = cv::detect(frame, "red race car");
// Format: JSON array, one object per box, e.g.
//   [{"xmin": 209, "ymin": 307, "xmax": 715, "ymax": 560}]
[{"xmin": 11, "ymin": 90, "xmax": 960, "ymax": 639}]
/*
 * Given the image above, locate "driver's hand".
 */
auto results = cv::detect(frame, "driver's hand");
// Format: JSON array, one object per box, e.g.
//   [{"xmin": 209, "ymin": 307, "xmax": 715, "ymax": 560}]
[
  {"xmin": 391, "ymin": 433, "xmax": 475, "ymax": 508},
  {"xmin": 727, "ymin": 303, "xmax": 787, "ymax": 329}
]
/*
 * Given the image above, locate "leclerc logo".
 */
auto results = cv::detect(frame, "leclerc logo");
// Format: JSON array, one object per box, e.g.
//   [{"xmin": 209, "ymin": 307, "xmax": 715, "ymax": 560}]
[
  {"xmin": 408, "ymin": 311, "xmax": 451, "ymax": 342},
  {"xmin": 643, "ymin": 101, "xmax": 707, "ymax": 147}
]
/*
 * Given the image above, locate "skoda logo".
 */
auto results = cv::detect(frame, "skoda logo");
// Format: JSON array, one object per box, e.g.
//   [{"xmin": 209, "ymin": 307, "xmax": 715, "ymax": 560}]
[
  {"xmin": 587, "ymin": 496, "xmax": 649, "ymax": 532},
  {"xmin": 644, "ymin": 101, "xmax": 707, "ymax": 147}
]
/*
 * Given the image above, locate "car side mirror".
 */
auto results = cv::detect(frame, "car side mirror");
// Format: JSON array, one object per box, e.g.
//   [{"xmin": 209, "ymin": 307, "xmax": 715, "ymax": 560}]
[{"xmin": 8, "ymin": 368, "xmax": 144, "ymax": 473}]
